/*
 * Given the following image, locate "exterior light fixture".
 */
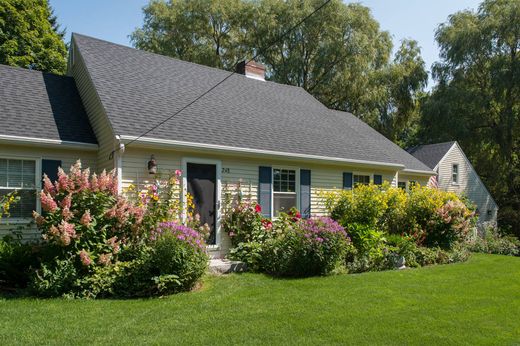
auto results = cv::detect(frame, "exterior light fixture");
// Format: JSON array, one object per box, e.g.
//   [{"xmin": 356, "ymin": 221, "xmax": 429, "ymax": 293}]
[{"xmin": 147, "ymin": 155, "xmax": 157, "ymax": 174}]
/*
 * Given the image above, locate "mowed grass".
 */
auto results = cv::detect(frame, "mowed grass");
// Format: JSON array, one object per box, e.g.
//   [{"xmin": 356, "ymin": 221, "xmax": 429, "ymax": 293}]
[{"xmin": 0, "ymin": 254, "xmax": 519, "ymax": 345}]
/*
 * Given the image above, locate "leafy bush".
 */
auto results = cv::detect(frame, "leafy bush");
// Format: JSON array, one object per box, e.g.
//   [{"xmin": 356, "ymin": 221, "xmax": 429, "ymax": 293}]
[
  {"xmin": 149, "ymin": 222, "xmax": 208, "ymax": 293},
  {"xmin": 23, "ymin": 161, "xmax": 209, "ymax": 298},
  {"xmin": 324, "ymin": 183, "xmax": 476, "ymax": 250},
  {"xmin": 221, "ymin": 201, "xmax": 273, "ymax": 269},
  {"xmin": 263, "ymin": 215, "xmax": 350, "ymax": 277},
  {"xmin": 467, "ymin": 227, "xmax": 519, "ymax": 256},
  {"xmin": 0, "ymin": 237, "xmax": 39, "ymax": 288}
]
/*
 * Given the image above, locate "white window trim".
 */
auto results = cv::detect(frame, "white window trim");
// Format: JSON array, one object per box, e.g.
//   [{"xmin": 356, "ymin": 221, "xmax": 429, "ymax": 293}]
[
  {"xmin": 452, "ymin": 163, "xmax": 459, "ymax": 185},
  {"xmin": 271, "ymin": 166, "xmax": 300, "ymax": 218},
  {"xmin": 181, "ymin": 157, "xmax": 222, "ymax": 250},
  {"xmin": 0, "ymin": 155, "xmax": 41, "ymax": 223}
]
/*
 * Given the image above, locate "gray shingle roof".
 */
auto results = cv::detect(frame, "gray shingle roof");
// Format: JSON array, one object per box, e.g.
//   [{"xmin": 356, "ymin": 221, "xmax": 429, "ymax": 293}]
[
  {"xmin": 73, "ymin": 33, "xmax": 431, "ymax": 172},
  {"xmin": 407, "ymin": 142, "xmax": 456, "ymax": 169},
  {"xmin": 0, "ymin": 64, "xmax": 97, "ymax": 144}
]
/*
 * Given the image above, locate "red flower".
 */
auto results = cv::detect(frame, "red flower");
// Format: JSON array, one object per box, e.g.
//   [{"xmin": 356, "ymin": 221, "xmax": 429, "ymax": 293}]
[{"xmin": 255, "ymin": 204, "xmax": 262, "ymax": 213}]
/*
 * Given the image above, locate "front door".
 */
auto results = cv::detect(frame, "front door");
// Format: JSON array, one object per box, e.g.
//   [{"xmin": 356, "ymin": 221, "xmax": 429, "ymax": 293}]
[{"xmin": 186, "ymin": 162, "xmax": 217, "ymax": 245}]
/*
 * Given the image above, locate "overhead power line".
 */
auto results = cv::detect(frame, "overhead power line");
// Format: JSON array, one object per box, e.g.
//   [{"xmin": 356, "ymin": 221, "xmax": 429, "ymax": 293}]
[{"xmin": 110, "ymin": 0, "xmax": 332, "ymax": 159}]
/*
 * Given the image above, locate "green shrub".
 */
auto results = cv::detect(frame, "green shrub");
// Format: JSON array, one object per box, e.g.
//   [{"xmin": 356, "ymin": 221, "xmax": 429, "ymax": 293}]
[
  {"xmin": 325, "ymin": 183, "xmax": 476, "ymax": 250},
  {"xmin": 30, "ymin": 257, "xmax": 78, "ymax": 297},
  {"xmin": 263, "ymin": 216, "xmax": 350, "ymax": 277},
  {"xmin": 150, "ymin": 227, "xmax": 208, "ymax": 294},
  {"xmin": 221, "ymin": 200, "xmax": 275, "ymax": 271},
  {"xmin": 0, "ymin": 237, "xmax": 39, "ymax": 288},
  {"xmin": 468, "ymin": 227, "xmax": 520, "ymax": 256}
]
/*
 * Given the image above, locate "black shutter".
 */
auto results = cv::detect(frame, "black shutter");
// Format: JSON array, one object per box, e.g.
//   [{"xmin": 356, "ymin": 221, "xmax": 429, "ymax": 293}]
[
  {"xmin": 300, "ymin": 169, "xmax": 311, "ymax": 218},
  {"xmin": 374, "ymin": 174, "xmax": 383, "ymax": 185},
  {"xmin": 42, "ymin": 159, "xmax": 62, "ymax": 184},
  {"xmin": 258, "ymin": 166, "xmax": 272, "ymax": 218},
  {"xmin": 343, "ymin": 172, "xmax": 353, "ymax": 189}
]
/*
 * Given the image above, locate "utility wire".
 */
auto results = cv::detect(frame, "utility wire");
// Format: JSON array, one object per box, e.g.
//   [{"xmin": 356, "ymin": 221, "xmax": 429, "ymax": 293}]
[{"xmin": 110, "ymin": 0, "xmax": 332, "ymax": 159}]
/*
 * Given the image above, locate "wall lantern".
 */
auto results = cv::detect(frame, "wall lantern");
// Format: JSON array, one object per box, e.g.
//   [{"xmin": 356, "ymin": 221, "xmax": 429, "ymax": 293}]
[{"xmin": 147, "ymin": 155, "xmax": 157, "ymax": 174}]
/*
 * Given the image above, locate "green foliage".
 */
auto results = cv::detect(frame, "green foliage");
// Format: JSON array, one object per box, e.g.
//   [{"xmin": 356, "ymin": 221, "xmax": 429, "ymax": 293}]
[
  {"xmin": 467, "ymin": 226, "xmax": 520, "ymax": 256},
  {"xmin": 29, "ymin": 257, "xmax": 78, "ymax": 297},
  {"xmin": 262, "ymin": 215, "xmax": 350, "ymax": 277},
  {"xmin": 418, "ymin": 0, "xmax": 520, "ymax": 237},
  {"xmin": 5, "ymin": 161, "xmax": 209, "ymax": 298},
  {"xmin": 325, "ymin": 183, "xmax": 476, "ymax": 250},
  {"xmin": 0, "ymin": 0, "xmax": 67, "ymax": 74},
  {"xmin": 0, "ymin": 237, "xmax": 38, "ymax": 288},
  {"xmin": 151, "ymin": 232, "xmax": 208, "ymax": 293},
  {"xmin": 132, "ymin": 0, "xmax": 427, "ymax": 143}
]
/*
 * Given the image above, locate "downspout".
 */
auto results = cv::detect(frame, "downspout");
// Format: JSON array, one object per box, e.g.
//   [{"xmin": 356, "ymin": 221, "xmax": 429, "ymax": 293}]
[{"xmin": 115, "ymin": 135, "xmax": 125, "ymax": 194}]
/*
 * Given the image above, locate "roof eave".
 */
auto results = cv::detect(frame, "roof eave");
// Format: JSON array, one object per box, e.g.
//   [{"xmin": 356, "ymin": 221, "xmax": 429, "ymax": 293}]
[
  {"xmin": 0, "ymin": 134, "xmax": 98, "ymax": 151},
  {"xmin": 401, "ymin": 168, "xmax": 436, "ymax": 176},
  {"xmin": 119, "ymin": 135, "xmax": 407, "ymax": 170}
]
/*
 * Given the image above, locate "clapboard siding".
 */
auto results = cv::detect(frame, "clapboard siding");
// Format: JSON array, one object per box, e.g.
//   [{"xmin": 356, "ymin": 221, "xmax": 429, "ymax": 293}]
[
  {"xmin": 437, "ymin": 144, "xmax": 498, "ymax": 223},
  {"xmin": 121, "ymin": 147, "xmax": 407, "ymax": 256},
  {"xmin": 0, "ymin": 144, "xmax": 97, "ymax": 240},
  {"xmin": 70, "ymin": 39, "xmax": 115, "ymax": 173}
]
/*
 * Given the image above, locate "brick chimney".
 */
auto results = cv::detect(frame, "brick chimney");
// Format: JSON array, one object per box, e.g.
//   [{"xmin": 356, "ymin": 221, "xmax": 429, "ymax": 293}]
[{"xmin": 236, "ymin": 60, "xmax": 265, "ymax": 81}]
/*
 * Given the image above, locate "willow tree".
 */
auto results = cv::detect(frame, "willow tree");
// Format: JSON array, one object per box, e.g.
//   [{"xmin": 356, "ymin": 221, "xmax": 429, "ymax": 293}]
[{"xmin": 419, "ymin": 0, "xmax": 520, "ymax": 235}]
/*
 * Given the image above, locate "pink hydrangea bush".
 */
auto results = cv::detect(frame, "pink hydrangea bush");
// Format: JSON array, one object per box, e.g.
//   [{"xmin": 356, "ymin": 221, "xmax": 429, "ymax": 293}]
[
  {"xmin": 30, "ymin": 161, "xmax": 209, "ymax": 298},
  {"xmin": 33, "ymin": 161, "xmax": 144, "ymax": 268}
]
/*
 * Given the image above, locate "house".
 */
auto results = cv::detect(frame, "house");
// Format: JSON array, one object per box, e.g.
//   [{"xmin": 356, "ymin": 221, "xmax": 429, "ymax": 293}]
[
  {"xmin": 0, "ymin": 33, "xmax": 433, "ymax": 257},
  {"xmin": 408, "ymin": 141, "xmax": 498, "ymax": 224}
]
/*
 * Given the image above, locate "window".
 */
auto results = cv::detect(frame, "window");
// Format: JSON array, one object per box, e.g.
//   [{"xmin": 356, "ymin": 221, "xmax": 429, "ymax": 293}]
[
  {"xmin": 0, "ymin": 159, "xmax": 37, "ymax": 218},
  {"xmin": 486, "ymin": 209, "xmax": 493, "ymax": 219},
  {"xmin": 398, "ymin": 181, "xmax": 407, "ymax": 190},
  {"xmin": 452, "ymin": 164, "xmax": 459, "ymax": 184},
  {"xmin": 273, "ymin": 168, "xmax": 297, "ymax": 216},
  {"xmin": 353, "ymin": 174, "xmax": 370, "ymax": 186}
]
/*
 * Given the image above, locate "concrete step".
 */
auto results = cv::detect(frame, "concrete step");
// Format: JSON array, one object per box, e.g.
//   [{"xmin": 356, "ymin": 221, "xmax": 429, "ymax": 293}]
[{"xmin": 209, "ymin": 259, "xmax": 247, "ymax": 274}]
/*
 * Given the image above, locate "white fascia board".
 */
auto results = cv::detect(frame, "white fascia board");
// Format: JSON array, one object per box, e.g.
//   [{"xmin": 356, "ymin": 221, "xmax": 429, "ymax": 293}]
[
  {"xmin": 119, "ymin": 135, "xmax": 406, "ymax": 170},
  {"xmin": 0, "ymin": 134, "xmax": 99, "ymax": 151},
  {"xmin": 401, "ymin": 168, "xmax": 436, "ymax": 176}
]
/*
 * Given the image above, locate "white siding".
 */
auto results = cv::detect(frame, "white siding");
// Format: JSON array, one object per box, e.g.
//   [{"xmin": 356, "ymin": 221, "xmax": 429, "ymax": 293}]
[
  {"xmin": 437, "ymin": 144, "xmax": 498, "ymax": 223},
  {"xmin": 0, "ymin": 144, "xmax": 97, "ymax": 240},
  {"xmin": 70, "ymin": 40, "xmax": 116, "ymax": 174},
  {"xmin": 121, "ymin": 147, "xmax": 406, "ymax": 257}
]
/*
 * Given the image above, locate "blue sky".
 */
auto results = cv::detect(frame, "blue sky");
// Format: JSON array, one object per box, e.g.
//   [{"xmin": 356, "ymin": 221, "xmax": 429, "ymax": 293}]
[{"xmin": 49, "ymin": 0, "xmax": 481, "ymax": 86}]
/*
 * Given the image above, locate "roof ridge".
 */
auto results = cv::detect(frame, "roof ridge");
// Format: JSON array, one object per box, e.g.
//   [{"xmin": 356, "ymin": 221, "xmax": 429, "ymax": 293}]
[{"xmin": 71, "ymin": 32, "xmax": 312, "ymax": 93}]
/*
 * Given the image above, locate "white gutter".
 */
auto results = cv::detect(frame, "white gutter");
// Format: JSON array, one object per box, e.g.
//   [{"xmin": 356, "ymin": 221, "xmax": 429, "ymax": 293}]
[
  {"xmin": 0, "ymin": 134, "xmax": 99, "ymax": 151},
  {"xmin": 119, "ymin": 135, "xmax": 408, "ymax": 170},
  {"xmin": 401, "ymin": 168, "xmax": 436, "ymax": 176}
]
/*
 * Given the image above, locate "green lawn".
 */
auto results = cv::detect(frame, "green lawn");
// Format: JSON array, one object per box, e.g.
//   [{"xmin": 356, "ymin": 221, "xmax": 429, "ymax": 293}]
[{"xmin": 0, "ymin": 254, "xmax": 519, "ymax": 345}]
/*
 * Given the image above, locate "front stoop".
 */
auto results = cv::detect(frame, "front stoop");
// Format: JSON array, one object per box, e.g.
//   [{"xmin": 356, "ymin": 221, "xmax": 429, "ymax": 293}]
[{"xmin": 209, "ymin": 259, "xmax": 247, "ymax": 274}]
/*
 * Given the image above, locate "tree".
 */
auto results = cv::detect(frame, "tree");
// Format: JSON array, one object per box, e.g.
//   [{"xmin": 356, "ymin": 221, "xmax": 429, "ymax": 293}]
[
  {"xmin": 131, "ymin": 0, "xmax": 253, "ymax": 69},
  {"xmin": 131, "ymin": 0, "xmax": 427, "ymax": 142},
  {"xmin": 0, "ymin": 0, "xmax": 67, "ymax": 74},
  {"xmin": 418, "ymin": 0, "xmax": 520, "ymax": 236}
]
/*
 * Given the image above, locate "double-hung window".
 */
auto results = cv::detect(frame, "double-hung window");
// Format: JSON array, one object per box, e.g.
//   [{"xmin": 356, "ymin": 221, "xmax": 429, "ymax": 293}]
[
  {"xmin": 0, "ymin": 158, "xmax": 37, "ymax": 218},
  {"xmin": 452, "ymin": 164, "xmax": 459, "ymax": 184},
  {"xmin": 273, "ymin": 168, "xmax": 297, "ymax": 216},
  {"xmin": 353, "ymin": 174, "xmax": 370, "ymax": 186}
]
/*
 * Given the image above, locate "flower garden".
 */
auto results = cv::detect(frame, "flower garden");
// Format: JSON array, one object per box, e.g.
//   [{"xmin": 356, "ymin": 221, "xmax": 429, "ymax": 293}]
[
  {"xmin": 222, "ymin": 182, "xmax": 519, "ymax": 277},
  {"xmin": 0, "ymin": 162, "xmax": 519, "ymax": 298}
]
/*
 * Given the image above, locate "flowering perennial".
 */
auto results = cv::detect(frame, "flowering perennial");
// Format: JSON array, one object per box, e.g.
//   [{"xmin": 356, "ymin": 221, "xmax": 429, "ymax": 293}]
[{"xmin": 152, "ymin": 222, "xmax": 207, "ymax": 251}]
